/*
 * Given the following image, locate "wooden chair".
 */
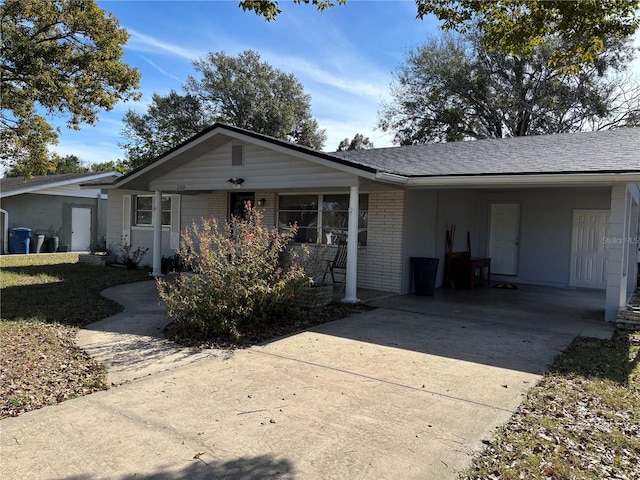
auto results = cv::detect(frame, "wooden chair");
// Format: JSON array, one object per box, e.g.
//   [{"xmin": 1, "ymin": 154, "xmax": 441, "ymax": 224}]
[{"xmin": 322, "ymin": 240, "xmax": 348, "ymax": 285}]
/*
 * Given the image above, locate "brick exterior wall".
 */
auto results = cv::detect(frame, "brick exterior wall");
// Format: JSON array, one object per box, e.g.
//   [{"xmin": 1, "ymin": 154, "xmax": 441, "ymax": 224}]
[
  {"xmin": 357, "ymin": 190, "xmax": 406, "ymax": 293},
  {"xmin": 207, "ymin": 192, "xmax": 227, "ymax": 218}
]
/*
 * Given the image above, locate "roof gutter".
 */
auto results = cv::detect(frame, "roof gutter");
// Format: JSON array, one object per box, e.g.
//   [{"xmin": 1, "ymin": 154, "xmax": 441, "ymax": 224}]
[
  {"xmin": 405, "ymin": 172, "xmax": 640, "ymax": 188},
  {"xmin": 375, "ymin": 171, "xmax": 409, "ymax": 184}
]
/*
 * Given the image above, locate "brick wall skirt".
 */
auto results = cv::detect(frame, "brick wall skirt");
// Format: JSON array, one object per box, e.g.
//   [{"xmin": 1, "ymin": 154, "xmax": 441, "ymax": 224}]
[
  {"xmin": 78, "ymin": 254, "xmax": 117, "ymax": 267},
  {"xmin": 617, "ymin": 290, "xmax": 640, "ymax": 330}
]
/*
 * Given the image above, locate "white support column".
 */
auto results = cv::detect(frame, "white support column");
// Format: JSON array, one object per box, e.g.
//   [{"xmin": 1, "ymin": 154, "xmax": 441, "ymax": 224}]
[
  {"xmin": 152, "ymin": 190, "xmax": 163, "ymax": 277},
  {"xmin": 342, "ymin": 185, "xmax": 360, "ymax": 303},
  {"xmin": 605, "ymin": 185, "xmax": 630, "ymax": 321}
]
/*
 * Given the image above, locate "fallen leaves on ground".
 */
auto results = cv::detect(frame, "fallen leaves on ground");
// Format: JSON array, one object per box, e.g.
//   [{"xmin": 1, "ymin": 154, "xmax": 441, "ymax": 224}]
[
  {"xmin": 461, "ymin": 333, "xmax": 640, "ymax": 480},
  {"xmin": 0, "ymin": 321, "xmax": 108, "ymax": 419}
]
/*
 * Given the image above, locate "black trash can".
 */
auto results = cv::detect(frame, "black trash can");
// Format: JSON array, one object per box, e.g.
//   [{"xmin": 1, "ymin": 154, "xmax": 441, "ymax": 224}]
[
  {"xmin": 411, "ymin": 257, "xmax": 439, "ymax": 296},
  {"xmin": 46, "ymin": 236, "xmax": 59, "ymax": 253},
  {"xmin": 9, "ymin": 227, "xmax": 31, "ymax": 254}
]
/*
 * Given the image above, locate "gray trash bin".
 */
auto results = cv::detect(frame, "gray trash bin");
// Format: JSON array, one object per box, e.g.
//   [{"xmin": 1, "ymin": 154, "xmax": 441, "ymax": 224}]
[{"xmin": 30, "ymin": 234, "xmax": 45, "ymax": 253}]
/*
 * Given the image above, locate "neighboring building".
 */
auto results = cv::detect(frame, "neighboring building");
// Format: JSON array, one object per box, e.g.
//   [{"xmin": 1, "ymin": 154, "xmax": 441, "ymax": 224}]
[
  {"xmin": 95, "ymin": 124, "xmax": 640, "ymax": 321},
  {"xmin": 0, "ymin": 172, "xmax": 120, "ymax": 253}
]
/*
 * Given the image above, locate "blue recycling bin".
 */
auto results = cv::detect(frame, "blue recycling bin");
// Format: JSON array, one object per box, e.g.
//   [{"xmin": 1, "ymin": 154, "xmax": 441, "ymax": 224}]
[{"xmin": 9, "ymin": 227, "xmax": 31, "ymax": 254}]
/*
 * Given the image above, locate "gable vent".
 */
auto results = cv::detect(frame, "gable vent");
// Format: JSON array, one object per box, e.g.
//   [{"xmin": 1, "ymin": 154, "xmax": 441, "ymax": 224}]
[{"xmin": 231, "ymin": 143, "xmax": 244, "ymax": 166}]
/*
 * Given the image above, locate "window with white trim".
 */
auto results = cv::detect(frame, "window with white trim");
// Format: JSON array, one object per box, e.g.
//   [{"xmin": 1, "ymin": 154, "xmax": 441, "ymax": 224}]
[
  {"xmin": 278, "ymin": 194, "xmax": 368, "ymax": 245},
  {"xmin": 135, "ymin": 195, "xmax": 171, "ymax": 226}
]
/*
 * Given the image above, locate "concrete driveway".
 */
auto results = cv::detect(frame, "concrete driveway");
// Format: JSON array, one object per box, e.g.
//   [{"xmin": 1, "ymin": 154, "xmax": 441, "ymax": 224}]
[{"xmin": 1, "ymin": 283, "xmax": 613, "ymax": 479}]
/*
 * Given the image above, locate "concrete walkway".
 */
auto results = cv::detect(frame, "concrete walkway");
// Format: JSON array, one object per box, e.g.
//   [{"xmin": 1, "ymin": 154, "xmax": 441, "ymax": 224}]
[
  {"xmin": 76, "ymin": 281, "xmax": 217, "ymax": 385},
  {"xmin": 1, "ymin": 283, "xmax": 614, "ymax": 479}
]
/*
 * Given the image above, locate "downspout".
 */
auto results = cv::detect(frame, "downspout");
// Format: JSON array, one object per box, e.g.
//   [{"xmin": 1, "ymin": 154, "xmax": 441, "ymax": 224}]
[{"xmin": 0, "ymin": 208, "xmax": 7, "ymax": 254}]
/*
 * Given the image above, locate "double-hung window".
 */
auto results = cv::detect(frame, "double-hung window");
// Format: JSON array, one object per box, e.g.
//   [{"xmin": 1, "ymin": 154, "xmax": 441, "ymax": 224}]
[
  {"xmin": 278, "ymin": 194, "xmax": 368, "ymax": 246},
  {"xmin": 135, "ymin": 195, "xmax": 171, "ymax": 226}
]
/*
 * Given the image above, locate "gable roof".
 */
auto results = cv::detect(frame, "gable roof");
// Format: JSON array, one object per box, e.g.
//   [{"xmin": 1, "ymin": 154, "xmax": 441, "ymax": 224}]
[
  {"xmin": 105, "ymin": 123, "xmax": 377, "ymax": 191},
  {"xmin": 332, "ymin": 128, "xmax": 640, "ymax": 177},
  {"xmin": 1, "ymin": 172, "xmax": 121, "ymax": 198},
  {"xmin": 97, "ymin": 123, "xmax": 640, "ymax": 191}
]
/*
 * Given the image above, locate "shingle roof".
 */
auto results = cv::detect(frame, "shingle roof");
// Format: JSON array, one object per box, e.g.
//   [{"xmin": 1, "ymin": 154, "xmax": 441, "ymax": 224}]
[
  {"xmin": 1, "ymin": 172, "xmax": 120, "ymax": 198},
  {"xmin": 331, "ymin": 128, "xmax": 640, "ymax": 177}
]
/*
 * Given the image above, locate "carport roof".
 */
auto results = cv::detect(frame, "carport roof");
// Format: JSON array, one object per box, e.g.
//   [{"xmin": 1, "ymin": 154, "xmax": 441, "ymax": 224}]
[{"xmin": 332, "ymin": 127, "xmax": 640, "ymax": 177}]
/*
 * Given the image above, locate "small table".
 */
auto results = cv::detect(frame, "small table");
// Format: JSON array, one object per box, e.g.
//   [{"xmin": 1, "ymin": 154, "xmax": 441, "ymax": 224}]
[{"xmin": 453, "ymin": 257, "xmax": 491, "ymax": 289}]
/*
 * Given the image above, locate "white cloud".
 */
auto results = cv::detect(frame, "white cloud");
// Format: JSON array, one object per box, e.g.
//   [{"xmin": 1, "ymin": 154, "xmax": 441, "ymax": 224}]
[
  {"xmin": 125, "ymin": 28, "xmax": 203, "ymax": 60},
  {"xmin": 52, "ymin": 139, "xmax": 124, "ymax": 165},
  {"xmin": 140, "ymin": 56, "xmax": 183, "ymax": 83},
  {"xmin": 276, "ymin": 55, "xmax": 388, "ymax": 101}
]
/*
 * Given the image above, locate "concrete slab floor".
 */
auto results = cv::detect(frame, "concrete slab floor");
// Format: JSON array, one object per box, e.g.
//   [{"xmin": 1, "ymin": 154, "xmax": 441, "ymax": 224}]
[{"xmin": 0, "ymin": 282, "xmax": 615, "ymax": 479}]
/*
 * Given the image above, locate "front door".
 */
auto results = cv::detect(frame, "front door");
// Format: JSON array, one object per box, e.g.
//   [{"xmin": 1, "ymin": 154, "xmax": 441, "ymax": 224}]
[
  {"xmin": 489, "ymin": 203, "xmax": 520, "ymax": 275},
  {"xmin": 570, "ymin": 210, "xmax": 610, "ymax": 289},
  {"xmin": 229, "ymin": 192, "xmax": 255, "ymax": 219},
  {"xmin": 71, "ymin": 207, "xmax": 92, "ymax": 251}
]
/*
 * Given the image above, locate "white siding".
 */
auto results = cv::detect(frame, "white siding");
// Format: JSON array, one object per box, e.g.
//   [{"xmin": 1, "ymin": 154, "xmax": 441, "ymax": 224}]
[
  {"xmin": 181, "ymin": 193, "xmax": 210, "ymax": 232},
  {"xmin": 149, "ymin": 142, "xmax": 359, "ymax": 191}
]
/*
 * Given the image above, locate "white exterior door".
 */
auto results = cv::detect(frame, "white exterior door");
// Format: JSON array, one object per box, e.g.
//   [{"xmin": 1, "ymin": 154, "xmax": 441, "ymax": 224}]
[
  {"xmin": 489, "ymin": 204, "xmax": 520, "ymax": 275},
  {"xmin": 571, "ymin": 210, "xmax": 610, "ymax": 289},
  {"xmin": 71, "ymin": 207, "xmax": 92, "ymax": 251}
]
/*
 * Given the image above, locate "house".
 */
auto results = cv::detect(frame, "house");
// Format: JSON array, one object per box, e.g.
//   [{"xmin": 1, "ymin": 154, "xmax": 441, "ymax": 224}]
[
  {"xmin": 97, "ymin": 124, "xmax": 640, "ymax": 322},
  {"xmin": 0, "ymin": 172, "xmax": 120, "ymax": 253}
]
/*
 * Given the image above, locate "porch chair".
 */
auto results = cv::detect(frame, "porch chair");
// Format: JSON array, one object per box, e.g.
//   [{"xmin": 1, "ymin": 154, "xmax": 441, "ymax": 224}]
[{"xmin": 322, "ymin": 240, "xmax": 348, "ymax": 286}]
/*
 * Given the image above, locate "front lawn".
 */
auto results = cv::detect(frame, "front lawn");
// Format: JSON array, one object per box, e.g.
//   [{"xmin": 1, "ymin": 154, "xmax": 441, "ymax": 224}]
[
  {"xmin": 461, "ymin": 332, "xmax": 640, "ymax": 479},
  {"xmin": 0, "ymin": 254, "xmax": 150, "ymax": 418}
]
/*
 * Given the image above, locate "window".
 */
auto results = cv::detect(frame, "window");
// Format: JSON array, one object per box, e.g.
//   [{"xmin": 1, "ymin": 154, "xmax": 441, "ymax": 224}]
[
  {"xmin": 135, "ymin": 195, "xmax": 171, "ymax": 226},
  {"xmin": 278, "ymin": 194, "xmax": 368, "ymax": 245}
]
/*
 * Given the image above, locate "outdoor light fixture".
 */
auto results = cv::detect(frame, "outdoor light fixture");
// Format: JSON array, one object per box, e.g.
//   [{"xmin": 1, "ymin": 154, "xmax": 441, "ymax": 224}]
[
  {"xmin": 257, "ymin": 198, "xmax": 266, "ymax": 206},
  {"xmin": 227, "ymin": 178, "xmax": 245, "ymax": 186}
]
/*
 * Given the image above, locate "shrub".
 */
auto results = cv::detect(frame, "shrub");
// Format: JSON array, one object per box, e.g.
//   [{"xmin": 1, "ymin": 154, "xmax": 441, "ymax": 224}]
[
  {"xmin": 119, "ymin": 242, "xmax": 149, "ymax": 269},
  {"xmin": 157, "ymin": 207, "xmax": 312, "ymax": 341}
]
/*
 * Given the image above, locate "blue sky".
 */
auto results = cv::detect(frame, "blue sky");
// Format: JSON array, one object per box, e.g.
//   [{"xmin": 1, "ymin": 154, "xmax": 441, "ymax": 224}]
[{"xmin": 52, "ymin": 0, "xmax": 442, "ymax": 165}]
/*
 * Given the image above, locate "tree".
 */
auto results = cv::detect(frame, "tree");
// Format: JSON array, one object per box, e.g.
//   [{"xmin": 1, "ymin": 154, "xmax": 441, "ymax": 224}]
[
  {"xmin": 121, "ymin": 91, "xmax": 209, "ymax": 169},
  {"xmin": 378, "ymin": 32, "xmax": 640, "ymax": 145},
  {"xmin": 123, "ymin": 51, "xmax": 326, "ymax": 167},
  {"xmin": 185, "ymin": 50, "xmax": 326, "ymax": 149},
  {"xmin": 52, "ymin": 155, "xmax": 89, "ymax": 174},
  {"xmin": 90, "ymin": 159, "xmax": 130, "ymax": 174},
  {"xmin": 240, "ymin": 0, "xmax": 639, "ymax": 70},
  {"xmin": 337, "ymin": 133, "xmax": 374, "ymax": 151},
  {"xmin": 0, "ymin": 0, "xmax": 140, "ymax": 177},
  {"xmin": 4, "ymin": 154, "xmax": 88, "ymax": 177},
  {"xmin": 415, "ymin": 1, "xmax": 640, "ymax": 71},
  {"xmin": 240, "ymin": 0, "xmax": 346, "ymax": 21}
]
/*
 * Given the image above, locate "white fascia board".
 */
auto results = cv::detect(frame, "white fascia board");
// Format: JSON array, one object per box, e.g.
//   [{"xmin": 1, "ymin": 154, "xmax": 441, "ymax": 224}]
[{"xmin": 405, "ymin": 172, "xmax": 640, "ymax": 188}]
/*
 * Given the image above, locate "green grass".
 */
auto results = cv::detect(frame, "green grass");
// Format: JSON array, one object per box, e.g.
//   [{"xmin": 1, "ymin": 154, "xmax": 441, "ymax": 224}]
[
  {"xmin": 1, "ymin": 253, "xmax": 150, "ymax": 327},
  {"xmin": 0, "ymin": 254, "xmax": 151, "ymax": 417},
  {"xmin": 461, "ymin": 332, "xmax": 640, "ymax": 479}
]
